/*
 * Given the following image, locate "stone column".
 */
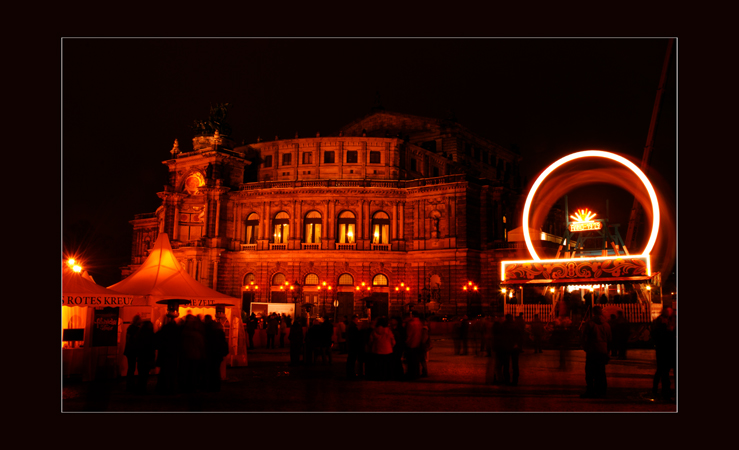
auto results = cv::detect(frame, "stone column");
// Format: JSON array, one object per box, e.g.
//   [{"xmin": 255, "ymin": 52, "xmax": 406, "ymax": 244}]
[{"xmin": 173, "ymin": 198, "xmax": 181, "ymax": 241}]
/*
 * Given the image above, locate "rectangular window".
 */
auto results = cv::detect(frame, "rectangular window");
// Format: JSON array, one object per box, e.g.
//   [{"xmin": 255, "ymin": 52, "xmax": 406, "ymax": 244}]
[
  {"xmin": 369, "ymin": 151, "xmax": 381, "ymax": 164},
  {"xmin": 410, "ymin": 158, "xmax": 417, "ymax": 172},
  {"xmin": 264, "ymin": 155, "xmax": 272, "ymax": 168},
  {"xmin": 282, "ymin": 153, "xmax": 292, "ymax": 166},
  {"xmin": 432, "ymin": 166, "xmax": 440, "ymax": 177},
  {"xmin": 339, "ymin": 224, "xmax": 355, "ymax": 243},
  {"xmin": 302, "ymin": 152, "xmax": 312, "ymax": 164},
  {"xmin": 324, "ymin": 151, "xmax": 335, "ymax": 164},
  {"xmin": 346, "ymin": 151, "xmax": 358, "ymax": 163}
]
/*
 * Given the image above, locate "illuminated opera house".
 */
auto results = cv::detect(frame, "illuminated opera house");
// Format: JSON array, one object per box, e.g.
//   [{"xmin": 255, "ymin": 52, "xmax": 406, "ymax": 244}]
[{"xmin": 125, "ymin": 109, "xmax": 559, "ymax": 320}]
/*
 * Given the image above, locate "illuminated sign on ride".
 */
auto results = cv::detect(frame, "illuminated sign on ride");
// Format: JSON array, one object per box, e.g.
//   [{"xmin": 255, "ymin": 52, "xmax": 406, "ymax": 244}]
[{"xmin": 568, "ymin": 209, "xmax": 602, "ymax": 232}]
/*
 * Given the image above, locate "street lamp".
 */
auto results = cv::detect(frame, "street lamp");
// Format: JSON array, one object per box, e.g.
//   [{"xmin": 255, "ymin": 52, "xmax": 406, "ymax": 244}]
[
  {"xmin": 243, "ymin": 281, "xmax": 260, "ymax": 301},
  {"xmin": 463, "ymin": 281, "xmax": 478, "ymax": 317},
  {"xmin": 356, "ymin": 282, "xmax": 372, "ymax": 320},
  {"xmin": 317, "ymin": 281, "xmax": 333, "ymax": 318},
  {"xmin": 395, "ymin": 282, "xmax": 410, "ymax": 317}
]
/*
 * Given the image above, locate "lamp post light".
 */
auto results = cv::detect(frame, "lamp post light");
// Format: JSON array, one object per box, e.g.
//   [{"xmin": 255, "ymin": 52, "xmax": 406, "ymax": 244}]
[
  {"xmin": 395, "ymin": 282, "xmax": 410, "ymax": 317},
  {"xmin": 463, "ymin": 281, "xmax": 478, "ymax": 317},
  {"xmin": 356, "ymin": 282, "xmax": 372, "ymax": 320},
  {"xmin": 317, "ymin": 281, "xmax": 333, "ymax": 318}
]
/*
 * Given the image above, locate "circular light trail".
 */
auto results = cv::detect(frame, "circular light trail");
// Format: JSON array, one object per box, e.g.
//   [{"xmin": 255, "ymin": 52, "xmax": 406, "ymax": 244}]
[{"xmin": 523, "ymin": 150, "xmax": 660, "ymax": 261}]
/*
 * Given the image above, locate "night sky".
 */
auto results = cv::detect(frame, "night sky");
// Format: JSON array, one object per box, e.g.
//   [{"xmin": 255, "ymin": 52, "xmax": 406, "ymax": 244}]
[{"xmin": 62, "ymin": 38, "xmax": 677, "ymax": 287}]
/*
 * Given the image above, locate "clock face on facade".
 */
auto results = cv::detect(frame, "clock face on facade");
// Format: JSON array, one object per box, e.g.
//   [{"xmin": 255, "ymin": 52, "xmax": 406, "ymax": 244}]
[{"xmin": 184, "ymin": 173, "xmax": 205, "ymax": 195}]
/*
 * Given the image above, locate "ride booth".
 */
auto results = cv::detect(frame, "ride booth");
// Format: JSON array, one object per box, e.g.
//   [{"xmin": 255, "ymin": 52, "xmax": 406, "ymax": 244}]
[{"xmin": 501, "ymin": 150, "xmax": 665, "ymax": 330}]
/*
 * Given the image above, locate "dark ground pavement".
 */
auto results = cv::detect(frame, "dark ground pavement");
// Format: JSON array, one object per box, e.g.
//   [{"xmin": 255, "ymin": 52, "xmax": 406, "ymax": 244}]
[{"xmin": 62, "ymin": 335, "xmax": 677, "ymax": 413}]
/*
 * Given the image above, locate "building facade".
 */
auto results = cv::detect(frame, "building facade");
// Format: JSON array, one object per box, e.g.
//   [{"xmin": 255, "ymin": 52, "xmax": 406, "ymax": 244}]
[{"xmin": 125, "ymin": 110, "xmax": 557, "ymax": 320}]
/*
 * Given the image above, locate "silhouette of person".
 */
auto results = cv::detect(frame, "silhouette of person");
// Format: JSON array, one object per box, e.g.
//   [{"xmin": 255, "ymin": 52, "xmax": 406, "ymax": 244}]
[
  {"xmin": 180, "ymin": 314, "xmax": 205, "ymax": 392},
  {"xmin": 289, "ymin": 319, "xmax": 304, "ymax": 366},
  {"xmin": 124, "ymin": 314, "xmax": 142, "ymax": 392},
  {"xmin": 458, "ymin": 315, "xmax": 469, "ymax": 355},
  {"xmin": 135, "ymin": 319, "xmax": 156, "ymax": 394},
  {"xmin": 155, "ymin": 312, "xmax": 181, "ymax": 395},
  {"xmin": 615, "ymin": 310, "xmax": 629, "ymax": 359},
  {"xmin": 651, "ymin": 307, "xmax": 676, "ymax": 401},
  {"xmin": 609, "ymin": 314, "xmax": 618, "ymax": 357},
  {"xmin": 420, "ymin": 317, "xmax": 431, "ymax": 377},
  {"xmin": 389, "ymin": 316, "xmax": 406, "ymax": 380},
  {"xmin": 266, "ymin": 313, "xmax": 279, "ymax": 349},
  {"xmin": 346, "ymin": 315, "xmax": 361, "ymax": 379},
  {"xmin": 279, "ymin": 313, "xmax": 287, "ymax": 348},
  {"xmin": 247, "ymin": 313, "xmax": 257, "ymax": 349},
  {"xmin": 404, "ymin": 315, "xmax": 423, "ymax": 380},
  {"xmin": 515, "ymin": 313, "xmax": 526, "ymax": 353},
  {"xmin": 317, "ymin": 317, "xmax": 334, "ymax": 365},
  {"xmin": 581, "ymin": 306, "xmax": 612, "ymax": 398},
  {"xmin": 531, "ymin": 314, "xmax": 545, "ymax": 353},
  {"xmin": 203, "ymin": 315, "xmax": 229, "ymax": 392},
  {"xmin": 370, "ymin": 316, "xmax": 395, "ymax": 380}
]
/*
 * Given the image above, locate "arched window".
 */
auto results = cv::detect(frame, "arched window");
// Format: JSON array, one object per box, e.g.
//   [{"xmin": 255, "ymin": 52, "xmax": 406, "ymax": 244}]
[
  {"xmin": 244, "ymin": 273, "xmax": 256, "ymax": 284},
  {"xmin": 304, "ymin": 273, "xmax": 320, "ymax": 286},
  {"xmin": 273, "ymin": 212, "xmax": 289, "ymax": 244},
  {"xmin": 338, "ymin": 273, "xmax": 354, "ymax": 286},
  {"xmin": 304, "ymin": 211, "xmax": 322, "ymax": 244},
  {"xmin": 337, "ymin": 211, "xmax": 356, "ymax": 244},
  {"xmin": 245, "ymin": 213, "xmax": 259, "ymax": 244},
  {"xmin": 372, "ymin": 274, "xmax": 388, "ymax": 286},
  {"xmin": 371, "ymin": 211, "xmax": 390, "ymax": 244},
  {"xmin": 272, "ymin": 273, "xmax": 286, "ymax": 286}
]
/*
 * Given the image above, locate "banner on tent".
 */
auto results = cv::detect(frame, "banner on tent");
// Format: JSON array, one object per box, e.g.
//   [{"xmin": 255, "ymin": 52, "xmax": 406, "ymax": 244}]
[
  {"xmin": 173, "ymin": 298, "xmax": 238, "ymax": 307},
  {"xmin": 63, "ymin": 295, "xmax": 135, "ymax": 306}
]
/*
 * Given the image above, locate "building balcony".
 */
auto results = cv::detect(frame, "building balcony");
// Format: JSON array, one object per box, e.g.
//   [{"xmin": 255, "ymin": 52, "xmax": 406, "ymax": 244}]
[
  {"xmin": 241, "ymin": 243, "xmax": 257, "ymax": 251},
  {"xmin": 301, "ymin": 243, "xmax": 320, "ymax": 250},
  {"xmin": 270, "ymin": 243, "xmax": 288, "ymax": 250},
  {"xmin": 336, "ymin": 243, "xmax": 356, "ymax": 251},
  {"xmin": 371, "ymin": 243, "xmax": 390, "ymax": 251}
]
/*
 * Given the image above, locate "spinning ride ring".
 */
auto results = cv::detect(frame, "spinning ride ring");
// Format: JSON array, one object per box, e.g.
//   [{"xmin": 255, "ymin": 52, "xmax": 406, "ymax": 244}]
[{"xmin": 522, "ymin": 150, "xmax": 660, "ymax": 261}]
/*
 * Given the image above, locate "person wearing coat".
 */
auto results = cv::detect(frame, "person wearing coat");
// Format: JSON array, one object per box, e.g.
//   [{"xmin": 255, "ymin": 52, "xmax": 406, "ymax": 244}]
[
  {"xmin": 581, "ymin": 306, "xmax": 613, "ymax": 398},
  {"xmin": 124, "ymin": 314, "xmax": 142, "ymax": 393},
  {"xmin": 135, "ymin": 320, "xmax": 156, "ymax": 394},
  {"xmin": 369, "ymin": 316, "xmax": 395, "ymax": 380},
  {"xmin": 289, "ymin": 320, "xmax": 304, "ymax": 366},
  {"xmin": 203, "ymin": 315, "xmax": 229, "ymax": 392}
]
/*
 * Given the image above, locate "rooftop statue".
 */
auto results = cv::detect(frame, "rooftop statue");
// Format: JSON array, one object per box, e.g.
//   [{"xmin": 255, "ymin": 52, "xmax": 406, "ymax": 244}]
[{"xmin": 191, "ymin": 102, "xmax": 233, "ymax": 137}]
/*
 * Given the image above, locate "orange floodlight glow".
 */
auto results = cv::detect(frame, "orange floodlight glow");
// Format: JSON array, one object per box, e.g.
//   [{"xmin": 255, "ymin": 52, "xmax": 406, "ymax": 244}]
[{"xmin": 522, "ymin": 150, "xmax": 660, "ymax": 260}]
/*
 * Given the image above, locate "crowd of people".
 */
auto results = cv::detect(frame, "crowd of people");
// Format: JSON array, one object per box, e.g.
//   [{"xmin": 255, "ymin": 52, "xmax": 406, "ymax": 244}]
[
  {"xmin": 124, "ymin": 312, "xmax": 229, "ymax": 395},
  {"xmin": 343, "ymin": 314, "xmax": 431, "ymax": 381},
  {"xmin": 123, "ymin": 304, "xmax": 675, "ymax": 402}
]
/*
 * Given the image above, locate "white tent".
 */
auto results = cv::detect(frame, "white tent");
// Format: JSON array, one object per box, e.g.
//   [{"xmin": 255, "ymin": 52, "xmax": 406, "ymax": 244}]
[
  {"xmin": 109, "ymin": 233, "xmax": 246, "ymax": 368},
  {"xmin": 63, "ymin": 267, "xmax": 139, "ymax": 306},
  {"xmin": 62, "ymin": 266, "xmax": 139, "ymax": 380},
  {"xmin": 108, "ymin": 233, "xmax": 239, "ymax": 308}
]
